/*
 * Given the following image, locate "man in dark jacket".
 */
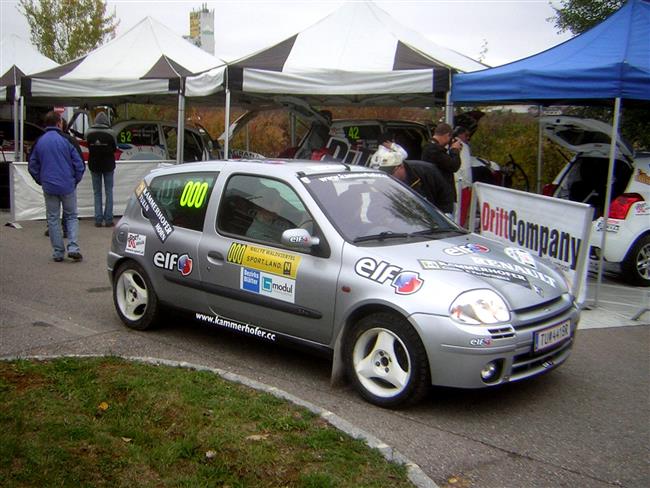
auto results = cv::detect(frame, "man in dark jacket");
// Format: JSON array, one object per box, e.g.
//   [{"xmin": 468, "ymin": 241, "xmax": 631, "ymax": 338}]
[
  {"xmin": 377, "ymin": 158, "xmax": 455, "ymax": 216},
  {"xmin": 421, "ymin": 123, "xmax": 462, "ymax": 214},
  {"xmin": 87, "ymin": 112, "xmax": 117, "ymax": 227},
  {"xmin": 28, "ymin": 110, "xmax": 85, "ymax": 262}
]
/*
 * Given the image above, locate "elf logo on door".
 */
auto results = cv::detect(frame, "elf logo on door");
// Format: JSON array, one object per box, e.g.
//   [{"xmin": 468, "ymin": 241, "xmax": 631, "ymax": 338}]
[
  {"xmin": 153, "ymin": 252, "xmax": 193, "ymax": 276},
  {"xmin": 355, "ymin": 257, "xmax": 423, "ymax": 294}
]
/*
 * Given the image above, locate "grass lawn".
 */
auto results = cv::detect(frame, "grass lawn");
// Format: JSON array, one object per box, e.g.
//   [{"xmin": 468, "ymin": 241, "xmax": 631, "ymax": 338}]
[{"xmin": 0, "ymin": 357, "xmax": 414, "ymax": 487}]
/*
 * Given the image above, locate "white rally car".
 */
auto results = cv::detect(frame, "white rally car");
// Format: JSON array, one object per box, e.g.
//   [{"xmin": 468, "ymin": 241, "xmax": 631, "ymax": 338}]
[{"xmin": 543, "ymin": 116, "xmax": 650, "ymax": 286}]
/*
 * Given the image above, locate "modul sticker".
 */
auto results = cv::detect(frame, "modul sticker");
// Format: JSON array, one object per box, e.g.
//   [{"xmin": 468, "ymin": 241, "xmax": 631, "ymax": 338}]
[
  {"xmin": 153, "ymin": 251, "xmax": 193, "ymax": 276},
  {"xmin": 125, "ymin": 233, "xmax": 146, "ymax": 256},
  {"xmin": 240, "ymin": 267, "xmax": 295, "ymax": 303},
  {"xmin": 355, "ymin": 257, "xmax": 423, "ymax": 294}
]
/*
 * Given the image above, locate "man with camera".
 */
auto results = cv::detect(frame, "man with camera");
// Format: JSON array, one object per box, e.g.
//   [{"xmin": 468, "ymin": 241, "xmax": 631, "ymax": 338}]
[{"xmin": 421, "ymin": 123, "xmax": 462, "ymax": 217}]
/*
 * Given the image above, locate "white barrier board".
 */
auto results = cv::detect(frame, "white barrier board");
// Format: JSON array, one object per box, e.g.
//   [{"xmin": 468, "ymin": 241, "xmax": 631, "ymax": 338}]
[
  {"xmin": 469, "ymin": 182, "xmax": 593, "ymax": 302},
  {"xmin": 9, "ymin": 160, "xmax": 171, "ymax": 222}
]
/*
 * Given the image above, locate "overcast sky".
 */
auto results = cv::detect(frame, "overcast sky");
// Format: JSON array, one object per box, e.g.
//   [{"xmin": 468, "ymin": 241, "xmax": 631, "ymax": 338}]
[{"xmin": 1, "ymin": 0, "xmax": 572, "ymax": 67}]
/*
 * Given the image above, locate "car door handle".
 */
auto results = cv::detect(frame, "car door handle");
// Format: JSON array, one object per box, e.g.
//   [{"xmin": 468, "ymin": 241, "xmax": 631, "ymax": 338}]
[{"xmin": 207, "ymin": 251, "xmax": 224, "ymax": 264}]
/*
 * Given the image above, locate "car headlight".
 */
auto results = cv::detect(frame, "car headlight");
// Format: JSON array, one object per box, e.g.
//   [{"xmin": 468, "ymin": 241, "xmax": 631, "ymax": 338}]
[{"xmin": 449, "ymin": 289, "xmax": 511, "ymax": 325}]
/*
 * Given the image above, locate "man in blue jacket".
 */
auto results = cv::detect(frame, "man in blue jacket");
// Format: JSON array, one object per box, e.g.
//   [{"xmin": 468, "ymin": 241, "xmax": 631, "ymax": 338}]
[{"xmin": 29, "ymin": 111, "xmax": 85, "ymax": 262}]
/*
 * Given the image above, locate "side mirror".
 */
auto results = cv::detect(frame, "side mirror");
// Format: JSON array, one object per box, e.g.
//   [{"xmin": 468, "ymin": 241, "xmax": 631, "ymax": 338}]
[{"xmin": 281, "ymin": 228, "xmax": 320, "ymax": 249}]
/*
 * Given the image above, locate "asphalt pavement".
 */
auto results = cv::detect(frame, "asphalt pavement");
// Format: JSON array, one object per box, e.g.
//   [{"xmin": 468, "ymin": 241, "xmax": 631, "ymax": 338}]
[{"xmin": 1, "ymin": 214, "xmax": 648, "ymax": 488}]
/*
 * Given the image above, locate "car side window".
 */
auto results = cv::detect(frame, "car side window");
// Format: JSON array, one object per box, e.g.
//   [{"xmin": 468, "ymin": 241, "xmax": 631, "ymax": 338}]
[
  {"xmin": 217, "ymin": 175, "xmax": 311, "ymax": 245},
  {"xmin": 118, "ymin": 124, "xmax": 160, "ymax": 146},
  {"xmin": 148, "ymin": 172, "xmax": 217, "ymax": 231}
]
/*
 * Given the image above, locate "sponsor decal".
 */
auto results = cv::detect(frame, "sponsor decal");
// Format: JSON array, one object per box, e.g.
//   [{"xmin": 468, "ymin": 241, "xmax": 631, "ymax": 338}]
[
  {"xmin": 315, "ymin": 171, "xmax": 388, "ymax": 183},
  {"xmin": 443, "ymin": 243, "xmax": 490, "ymax": 256},
  {"xmin": 125, "ymin": 233, "xmax": 146, "ymax": 256},
  {"xmin": 419, "ymin": 259, "xmax": 532, "ymax": 288},
  {"xmin": 595, "ymin": 219, "xmax": 621, "ymax": 233},
  {"xmin": 227, "ymin": 242, "xmax": 301, "ymax": 279},
  {"xmin": 470, "ymin": 256, "xmax": 557, "ymax": 288},
  {"xmin": 153, "ymin": 251, "xmax": 193, "ymax": 276},
  {"xmin": 634, "ymin": 202, "xmax": 650, "ymax": 215},
  {"xmin": 355, "ymin": 257, "xmax": 423, "ymax": 294},
  {"xmin": 469, "ymin": 338, "xmax": 492, "ymax": 346},
  {"xmin": 481, "ymin": 202, "xmax": 582, "ymax": 270},
  {"xmin": 240, "ymin": 267, "xmax": 295, "ymax": 303},
  {"xmin": 135, "ymin": 180, "xmax": 174, "ymax": 242},
  {"xmin": 504, "ymin": 247, "xmax": 537, "ymax": 269},
  {"xmin": 194, "ymin": 311, "xmax": 276, "ymax": 342},
  {"xmin": 288, "ymin": 234, "xmax": 310, "ymax": 245}
]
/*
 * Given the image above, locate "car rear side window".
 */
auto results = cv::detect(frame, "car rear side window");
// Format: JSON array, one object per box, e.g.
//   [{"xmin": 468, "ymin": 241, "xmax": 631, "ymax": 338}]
[
  {"xmin": 118, "ymin": 124, "xmax": 160, "ymax": 146},
  {"xmin": 148, "ymin": 172, "xmax": 217, "ymax": 231}
]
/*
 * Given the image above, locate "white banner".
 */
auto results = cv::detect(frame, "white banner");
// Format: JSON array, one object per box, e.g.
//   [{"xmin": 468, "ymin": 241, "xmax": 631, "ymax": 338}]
[
  {"xmin": 9, "ymin": 160, "xmax": 170, "ymax": 222},
  {"xmin": 469, "ymin": 182, "xmax": 593, "ymax": 302}
]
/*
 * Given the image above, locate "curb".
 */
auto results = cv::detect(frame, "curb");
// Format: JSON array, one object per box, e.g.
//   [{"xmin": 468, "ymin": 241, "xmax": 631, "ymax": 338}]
[{"xmin": 2, "ymin": 354, "xmax": 440, "ymax": 488}]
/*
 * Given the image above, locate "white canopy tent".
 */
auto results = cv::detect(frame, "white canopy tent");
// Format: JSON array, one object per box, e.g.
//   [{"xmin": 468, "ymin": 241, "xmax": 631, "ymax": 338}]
[
  {"xmin": 8, "ymin": 18, "xmax": 227, "ymax": 223},
  {"xmin": 1, "ymin": 34, "xmax": 59, "ymax": 161},
  {"xmin": 204, "ymin": 0, "xmax": 485, "ymax": 155},
  {"xmin": 22, "ymin": 17, "xmax": 227, "ymax": 162},
  {"xmin": 23, "ymin": 17, "xmax": 226, "ymax": 105},
  {"xmin": 227, "ymin": 0, "xmax": 484, "ymax": 104},
  {"xmin": 1, "ymin": 34, "xmax": 59, "ymax": 102}
]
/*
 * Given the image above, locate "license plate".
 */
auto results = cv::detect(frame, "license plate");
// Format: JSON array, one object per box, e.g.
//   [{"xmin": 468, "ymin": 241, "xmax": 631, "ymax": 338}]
[{"xmin": 534, "ymin": 320, "xmax": 571, "ymax": 352}]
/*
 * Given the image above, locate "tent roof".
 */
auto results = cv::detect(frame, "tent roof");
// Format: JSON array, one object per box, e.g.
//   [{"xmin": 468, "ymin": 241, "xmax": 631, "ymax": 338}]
[
  {"xmin": 1, "ymin": 34, "xmax": 58, "ymax": 102},
  {"xmin": 0, "ymin": 34, "xmax": 59, "ymax": 85},
  {"xmin": 451, "ymin": 0, "xmax": 650, "ymax": 104},
  {"xmin": 23, "ymin": 17, "xmax": 226, "ymax": 105},
  {"xmin": 223, "ymin": 0, "xmax": 485, "ymax": 107}
]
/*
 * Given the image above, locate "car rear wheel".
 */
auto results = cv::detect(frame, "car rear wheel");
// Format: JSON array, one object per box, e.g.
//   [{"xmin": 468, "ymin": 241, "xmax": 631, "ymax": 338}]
[
  {"xmin": 622, "ymin": 235, "xmax": 650, "ymax": 286},
  {"xmin": 113, "ymin": 261, "xmax": 161, "ymax": 330},
  {"xmin": 345, "ymin": 313, "xmax": 430, "ymax": 408}
]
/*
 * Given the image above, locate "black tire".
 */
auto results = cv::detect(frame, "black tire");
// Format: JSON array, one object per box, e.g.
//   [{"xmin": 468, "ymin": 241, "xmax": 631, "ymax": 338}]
[
  {"xmin": 344, "ymin": 312, "xmax": 430, "ymax": 408},
  {"xmin": 621, "ymin": 235, "xmax": 650, "ymax": 286},
  {"xmin": 112, "ymin": 261, "xmax": 161, "ymax": 330}
]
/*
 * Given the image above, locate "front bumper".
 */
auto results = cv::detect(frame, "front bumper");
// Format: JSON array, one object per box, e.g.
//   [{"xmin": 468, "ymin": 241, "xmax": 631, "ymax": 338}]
[{"xmin": 411, "ymin": 293, "xmax": 580, "ymax": 389}]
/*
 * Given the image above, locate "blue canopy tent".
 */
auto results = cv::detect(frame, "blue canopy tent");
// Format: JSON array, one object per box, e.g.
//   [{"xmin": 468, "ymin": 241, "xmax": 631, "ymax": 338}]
[
  {"xmin": 451, "ymin": 0, "xmax": 650, "ymax": 307},
  {"xmin": 451, "ymin": 0, "xmax": 649, "ymax": 103}
]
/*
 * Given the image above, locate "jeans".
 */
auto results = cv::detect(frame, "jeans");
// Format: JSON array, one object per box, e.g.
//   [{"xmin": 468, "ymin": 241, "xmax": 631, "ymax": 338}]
[
  {"xmin": 44, "ymin": 190, "xmax": 80, "ymax": 259},
  {"xmin": 91, "ymin": 170, "xmax": 114, "ymax": 225}
]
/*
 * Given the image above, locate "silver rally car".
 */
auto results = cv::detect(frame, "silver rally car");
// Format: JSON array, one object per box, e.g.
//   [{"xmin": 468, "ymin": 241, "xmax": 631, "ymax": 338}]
[{"xmin": 108, "ymin": 159, "xmax": 580, "ymax": 408}]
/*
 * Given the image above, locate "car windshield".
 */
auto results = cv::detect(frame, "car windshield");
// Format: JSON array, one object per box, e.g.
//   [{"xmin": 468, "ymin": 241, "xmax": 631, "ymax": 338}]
[{"xmin": 302, "ymin": 170, "xmax": 463, "ymax": 243}]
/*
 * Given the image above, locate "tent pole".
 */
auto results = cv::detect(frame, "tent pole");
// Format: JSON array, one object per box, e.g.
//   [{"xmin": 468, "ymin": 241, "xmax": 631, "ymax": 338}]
[
  {"xmin": 19, "ymin": 96, "xmax": 25, "ymax": 161},
  {"xmin": 536, "ymin": 105, "xmax": 543, "ymax": 194},
  {"xmin": 176, "ymin": 78, "xmax": 186, "ymax": 164},
  {"xmin": 290, "ymin": 112, "xmax": 296, "ymax": 147},
  {"xmin": 224, "ymin": 88, "xmax": 231, "ymax": 158},
  {"xmin": 594, "ymin": 97, "xmax": 622, "ymax": 307},
  {"xmin": 13, "ymin": 97, "xmax": 20, "ymax": 161},
  {"xmin": 445, "ymin": 91, "xmax": 453, "ymax": 125}
]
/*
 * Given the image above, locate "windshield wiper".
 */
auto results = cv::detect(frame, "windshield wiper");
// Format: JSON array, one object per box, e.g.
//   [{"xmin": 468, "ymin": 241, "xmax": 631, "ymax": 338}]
[
  {"xmin": 409, "ymin": 228, "xmax": 465, "ymax": 238},
  {"xmin": 353, "ymin": 231, "xmax": 409, "ymax": 243}
]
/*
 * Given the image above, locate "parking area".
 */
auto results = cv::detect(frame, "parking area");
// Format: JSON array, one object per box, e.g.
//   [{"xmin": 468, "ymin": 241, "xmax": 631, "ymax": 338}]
[{"xmin": 1, "ymin": 216, "xmax": 648, "ymax": 488}]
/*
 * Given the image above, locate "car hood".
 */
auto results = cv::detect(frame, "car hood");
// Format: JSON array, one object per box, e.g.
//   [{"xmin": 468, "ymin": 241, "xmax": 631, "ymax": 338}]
[
  {"xmin": 362, "ymin": 234, "xmax": 569, "ymax": 310},
  {"xmin": 541, "ymin": 116, "xmax": 633, "ymax": 159}
]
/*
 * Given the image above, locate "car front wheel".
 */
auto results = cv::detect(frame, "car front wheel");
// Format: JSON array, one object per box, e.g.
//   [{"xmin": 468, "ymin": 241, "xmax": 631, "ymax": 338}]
[
  {"xmin": 345, "ymin": 313, "xmax": 430, "ymax": 408},
  {"xmin": 113, "ymin": 261, "xmax": 161, "ymax": 330},
  {"xmin": 622, "ymin": 235, "xmax": 650, "ymax": 286}
]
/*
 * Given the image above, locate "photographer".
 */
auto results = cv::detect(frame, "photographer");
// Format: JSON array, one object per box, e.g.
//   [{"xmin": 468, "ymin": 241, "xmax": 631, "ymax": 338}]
[{"xmin": 421, "ymin": 122, "xmax": 461, "ymax": 216}]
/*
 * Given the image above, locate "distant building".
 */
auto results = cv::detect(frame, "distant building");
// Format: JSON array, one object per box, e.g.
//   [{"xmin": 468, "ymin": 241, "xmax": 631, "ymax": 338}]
[{"xmin": 185, "ymin": 3, "xmax": 214, "ymax": 55}]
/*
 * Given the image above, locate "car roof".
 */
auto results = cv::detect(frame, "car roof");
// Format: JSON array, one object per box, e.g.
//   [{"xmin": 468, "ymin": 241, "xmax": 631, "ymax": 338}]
[
  {"xmin": 110, "ymin": 120, "xmax": 202, "ymax": 131},
  {"xmin": 146, "ymin": 159, "xmax": 379, "ymax": 180},
  {"xmin": 331, "ymin": 119, "xmax": 427, "ymax": 127}
]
